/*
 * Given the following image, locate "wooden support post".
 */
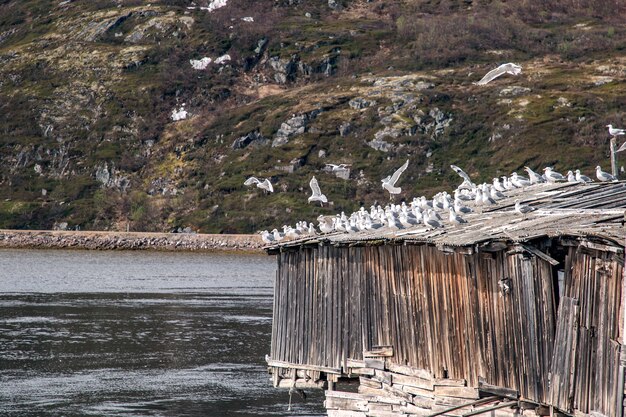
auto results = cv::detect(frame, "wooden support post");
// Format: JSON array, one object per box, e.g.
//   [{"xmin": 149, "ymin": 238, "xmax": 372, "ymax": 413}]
[{"xmin": 611, "ymin": 136, "xmax": 619, "ymax": 178}]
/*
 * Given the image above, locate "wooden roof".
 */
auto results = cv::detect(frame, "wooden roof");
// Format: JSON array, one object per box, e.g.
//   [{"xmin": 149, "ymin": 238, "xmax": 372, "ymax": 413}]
[{"xmin": 269, "ymin": 182, "xmax": 626, "ymax": 251}]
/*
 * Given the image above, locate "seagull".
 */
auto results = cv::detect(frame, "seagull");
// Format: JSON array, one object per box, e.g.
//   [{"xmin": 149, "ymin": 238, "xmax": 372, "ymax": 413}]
[
  {"xmin": 259, "ymin": 230, "xmax": 275, "ymax": 244},
  {"xmin": 450, "ymin": 165, "xmax": 474, "ymax": 187},
  {"xmin": 308, "ymin": 176, "xmax": 328, "ymax": 205},
  {"xmin": 595, "ymin": 166, "xmax": 617, "ymax": 182},
  {"xmin": 514, "ymin": 199, "xmax": 535, "ymax": 215},
  {"xmin": 575, "ymin": 169, "xmax": 593, "ymax": 183},
  {"xmin": 566, "ymin": 170, "xmax": 577, "ymax": 183},
  {"xmin": 511, "ymin": 172, "xmax": 531, "ymax": 188},
  {"xmin": 607, "ymin": 124, "xmax": 625, "ymax": 136},
  {"xmin": 524, "ymin": 167, "xmax": 546, "ymax": 184},
  {"xmin": 424, "ymin": 210, "xmax": 443, "ymax": 229},
  {"xmin": 543, "ymin": 167, "xmax": 565, "ymax": 183},
  {"xmin": 325, "ymin": 163, "xmax": 350, "ymax": 171},
  {"xmin": 449, "ymin": 208, "xmax": 467, "ymax": 225},
  {"xmin": 317, "ymin": 215, "xmax": 334, "ymax": 233},
  {"xmin": 492, "ymin": 178, "xmax": 506, "ymax": 192},
  {"xmin": 474, "ymin": 63, "xmax": 522, "ymax": 85},
  {"xmin": 382, "ymin": 160, "xmax": 409, "ymax": 196},
  {"xmin": 244, "ymin": 176, "xmax": 274, "ymax": 193}
]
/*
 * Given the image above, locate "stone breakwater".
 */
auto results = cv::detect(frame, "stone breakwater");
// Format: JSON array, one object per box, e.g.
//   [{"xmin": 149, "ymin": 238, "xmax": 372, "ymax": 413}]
[{"xmin": 0, "ymin": 230, "xmax": 264, "ymax": 252}]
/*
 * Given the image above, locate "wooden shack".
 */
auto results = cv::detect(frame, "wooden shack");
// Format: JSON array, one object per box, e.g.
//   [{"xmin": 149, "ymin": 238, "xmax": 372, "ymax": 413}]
[{"xmin": 266, "ymin": 182, "xmax": 626, "ymax": 417}]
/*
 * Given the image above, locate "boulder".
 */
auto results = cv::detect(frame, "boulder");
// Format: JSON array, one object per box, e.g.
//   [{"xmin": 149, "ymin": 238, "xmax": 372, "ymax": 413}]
[
  {"xmin": 272, "ymin": 110, "xmax": 321, "ymax": 147},
  {"xmin": 232, "ymin": 131, "xmax": 268, "ymax": 149},
  {"xmin": 349, "ymin": 97, "xmax": 376, "ymax": 110}
]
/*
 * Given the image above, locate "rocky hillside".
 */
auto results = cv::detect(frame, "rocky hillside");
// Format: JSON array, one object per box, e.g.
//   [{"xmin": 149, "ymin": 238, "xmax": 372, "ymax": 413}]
[{"xmin": 0, "ymin": 0, "xmax": 624, "ymax": 233}]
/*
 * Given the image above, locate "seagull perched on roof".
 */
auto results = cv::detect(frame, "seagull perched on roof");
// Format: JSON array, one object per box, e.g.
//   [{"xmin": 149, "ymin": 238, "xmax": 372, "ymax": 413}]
[
  {"xmin": 382, "ymin": 160, "xmax": 409, "ymax": 196},
  {"xmin": 543, "ymin": 167, "xmax": 565, "ymax": 183},
  {"xmin": 259, "ymin": 230, "xmax": 275, "ymax": 244},
  {"xmin": 514, "ymin": 199, "xmax": 535, "ymax": 216},
  {"xmin": 474, "ymin": 63, "xmax": 522, "ymax": 85},
  {"xmin": 244, "ymin": 176, "xmax": 274, "ymax": 193},
  {"xmin": 308, "ymin": 176, "xmax": 328, "ymax": 205},
  {"xmin": 448, "ymin": 208, "xmax": 467, "ymax": 225},
  {"xmin": 575, "ymin": 169, "xmax": 593, "ymax": 183},
  {"xmin": 595, "ymin": 166, "xmax": 617, "ymax": 182}
]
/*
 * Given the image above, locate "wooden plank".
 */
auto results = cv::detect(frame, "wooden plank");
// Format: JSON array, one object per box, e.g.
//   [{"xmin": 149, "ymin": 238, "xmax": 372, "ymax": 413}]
[
  {"xmin": 359, "ymin": 377, "xmax": 382, "ymax": 389},
  {"xmin": 433, "ymin": 386, "xmax": 479, "ymax": 399},
  {"xmin": 266, "ymin": 359, "xmax": 341, "ymax": 374},
  {"xmin": 478, "ymin": 381, "xmax": 520, "ymax": 399},
  {"xmin": 277, "ymin": 378, "xmax": 325, "ymax": 389},
  {"xmin": 326, "ymin": 410, "xmax": 367, "ymax": 417},
  {"xmin": 364, "ymin": 345, "xmax": 394, "ymax": 358},
  {"xmin": 364, "ymin": 358, "xmax": 385, "ymax": 370},
  {"xmin": 402, "ymin": 385, "xmax": 435, "ymax": 398},
  {"xmin": 394, "ymin": 373, "xmax": 435, "ymax": 390},
  {"xmin": 386, "ymin": 363, "xmax": 433, "ymax": 380},
  {"xmin": 521, "ymin": 244, "xmax": 560, "ymax": 266},
  {"xmin": 433, "ymin": 378, "xmax": 466, "ymax": 387},
  {"xmin": 324, "ymin": 396, "xmax": 368, "ymax": 411}
]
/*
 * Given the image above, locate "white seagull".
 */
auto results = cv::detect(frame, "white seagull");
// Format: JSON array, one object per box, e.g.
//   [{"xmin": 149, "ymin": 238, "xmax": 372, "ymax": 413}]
[
  {"xmin": 325, "ymin": 163, "xmax": 350, "ymax": 171},
  {"xmin": 595, "ymin": 166, "xmax": 617, "ymax": 182},
  {"xmin": 244, "ymin": 176, "xmax": 274, "ymax": 193},
  {"xmin": 607, "ymin": 124, "xmax": 625, "ymax": 136},
  {"xmin": 515, "ymin": 199, "xmax": 535, "ymax": 215},
  {"xmin": 450, "ymin": 165, "xmax": 474, "ymax": 187},
  {"xmin": 524, "ymin": 166, "xmax": 546, "ymax": 184},
  {"xmin": 474, "ymin": 63, "xmax": 522, "ymax": 85},
  {"xmin": 308, "ymin": 176, "xmax": 328, "ymax": 205},
  {"xmin": 543, "ymin": 167, "xmax": 565, "ymax": 183},
  {"xmin": 575, "ymin": 169, "xmax": 593, "ymax": 183},
  {"xmin": 382, "ymin": 160, "xmax": 409, "ymax": 196}
]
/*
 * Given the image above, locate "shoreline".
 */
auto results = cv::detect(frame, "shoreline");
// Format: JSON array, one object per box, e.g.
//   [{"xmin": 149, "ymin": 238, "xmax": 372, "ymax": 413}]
[{"xmin": 0, "ymin": 229, "xmax": 265, "ymax": 253}]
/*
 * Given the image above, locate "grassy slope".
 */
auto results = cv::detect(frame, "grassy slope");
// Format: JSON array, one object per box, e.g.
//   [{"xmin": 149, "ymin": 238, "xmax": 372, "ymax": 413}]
[{"xmin": 0, "ymin": 0, "xmax": 624, "ymax": 232}]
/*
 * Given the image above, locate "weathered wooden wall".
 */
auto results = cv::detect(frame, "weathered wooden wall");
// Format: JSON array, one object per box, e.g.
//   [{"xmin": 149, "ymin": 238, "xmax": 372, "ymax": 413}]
[
  {"xmin": 549, "ymin": 246, "xmax": 624, "ymax": 415},
  {"xmin": 269, "ymin": 242, "xmax": 623, "ymax": 415}
]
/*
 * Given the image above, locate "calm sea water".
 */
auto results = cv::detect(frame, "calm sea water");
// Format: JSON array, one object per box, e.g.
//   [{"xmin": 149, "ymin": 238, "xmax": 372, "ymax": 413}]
[{"xmin": 0, "ymin": 249, "xmax": 324, "ymax": 416}]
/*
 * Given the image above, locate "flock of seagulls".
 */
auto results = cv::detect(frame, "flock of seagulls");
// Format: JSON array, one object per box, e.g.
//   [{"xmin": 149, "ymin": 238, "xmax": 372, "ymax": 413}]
[
  {"xmin": 249, "ymin": 61, "xmax": 624, "ymax": 245},
  {"xmin": 258, "ymin": 160, "xmax": 620, "ymax": 245}
]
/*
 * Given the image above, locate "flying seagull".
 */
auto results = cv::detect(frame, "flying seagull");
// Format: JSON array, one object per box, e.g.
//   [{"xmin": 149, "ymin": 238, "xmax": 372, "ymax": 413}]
[
  {"xmin": 325, "ymin": 163, "xmax": 350, "ymax": 171},
  {"xmin": 474, "ymin": 63, "xmax": 522, "ymax": 85},
  {"xmin": 381, "ymin": 160, "xmax": 409, "ymax": 195},
  {"xmin": 308, "ymin": 176, "xmax": 328, "ymax": 205},
  {"xmin": 450, "ymin": 165, "xmax": 474, "ymax": 187},
  {"xmin": 596, "ymin": 166, "xmax": 617, "ymax": 182},
  {"xmin": 244, "ymin": 176, "xmax": 274, "ymax": 193}
]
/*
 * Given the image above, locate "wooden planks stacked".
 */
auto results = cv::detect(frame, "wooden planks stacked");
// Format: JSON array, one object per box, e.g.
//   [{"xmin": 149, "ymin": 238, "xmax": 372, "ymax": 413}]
[{"xmin": 325, "ymin": 360, "xmax": 520, "ymax": 417}]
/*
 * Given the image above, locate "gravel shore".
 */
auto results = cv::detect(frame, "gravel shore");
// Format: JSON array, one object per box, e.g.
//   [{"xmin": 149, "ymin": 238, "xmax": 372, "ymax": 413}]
[{"xmin": 0, "ymin": 230, "xmax": 265, "ymax": 252}]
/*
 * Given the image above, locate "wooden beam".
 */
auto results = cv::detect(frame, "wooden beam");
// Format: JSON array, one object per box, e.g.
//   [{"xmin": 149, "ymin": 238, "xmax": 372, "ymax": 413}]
[
  {"xmin": 364, "ymin": 346, "xmax": 394, "ymax": 357},
  {"xmin": 424, "ymin": 396, "xmax": 500, "ymax": 417},
  {"xmin": 266, "ymin": 359, "xmax": 342, "ymax": 375},
  {"xmin": 478, "ymin": 381, "xmax": 520, "ymax": 399},
  {"xmin": 461, "ymin": 400, "xmax": 518, "ymax": 416},
  {"xmin": 521, "ymin": 244, "xmax": 561, "ymax": 266}
]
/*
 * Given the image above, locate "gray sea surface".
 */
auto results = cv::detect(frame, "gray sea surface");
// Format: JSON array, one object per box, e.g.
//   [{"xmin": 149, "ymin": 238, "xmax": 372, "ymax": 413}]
[{"xmin": 0, "ymin": 249, "xmax": 324, "ymax": 416}]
